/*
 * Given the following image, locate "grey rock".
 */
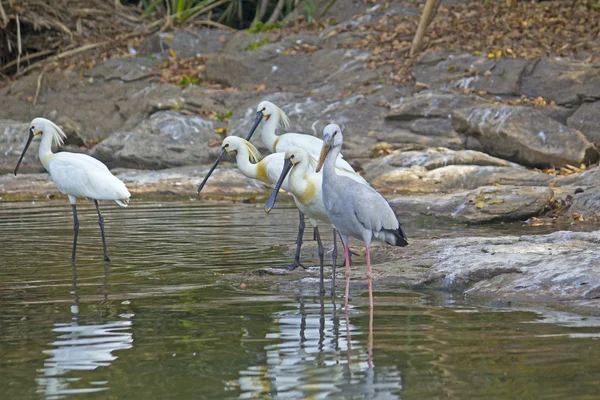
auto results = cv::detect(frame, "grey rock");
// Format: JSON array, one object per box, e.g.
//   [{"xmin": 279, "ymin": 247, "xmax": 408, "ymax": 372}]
[
  {"xmin": 205, "ymin": 48, "xmax": 375, "ymax": 92},
  {"xmin": 414, "ymin": 53, "xmax": 529, "ymax": 95},
  {"xmin": 0, "ymin": 119, "xmax": 37, "ymax": 173},
  {"xmin": 521, "ymin": 57, "xmax": 600, "ymax": 106},
  {"xmin": 452, "ymin": 106, "xmax": 599, "ymax": 168},
  {"xmin": 567, "ymin": 101, "xmax": 600, "ymax": 146},
  {"xmin": 139, "ymin": 29, "xmax": 232, "ymax": 58},
  {"xmin": 91, "ymin": 111, "xmax": 223, "ymax": 169},
  {"xmin": 85, "ymin": 57, "xmax": 160, "ymax": 82},
  {"xmin": 424, "ymin": 230, "xmax": 600, "ymax": 302},
  {"xmin": 386, "ymin": 91, "xmax": 488, "ymax": 121},
  {"xmin": 389, "ymin": 185, "xmax": 553, "ymax": 223}
]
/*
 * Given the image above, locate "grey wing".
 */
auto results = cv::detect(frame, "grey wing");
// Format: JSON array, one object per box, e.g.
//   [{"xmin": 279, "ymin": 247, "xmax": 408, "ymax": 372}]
[{"xmin": 349, "ymin": 180, "xmax": 399, "ymax": 232}]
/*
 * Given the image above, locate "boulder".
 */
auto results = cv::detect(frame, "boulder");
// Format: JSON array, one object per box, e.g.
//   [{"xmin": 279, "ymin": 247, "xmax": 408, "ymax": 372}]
[
  {"xmin": 424, "ymin": 230, "xmax": 600, "ymax": 302},
  {"xmin": 0, "ymin": 120, "xmax": 36, "ymax": 173},
  {"xmin": 139, "ymin": 29, "xmax": 232, "ymax": 58},
  {"xmin": 85, "ymin": 57, "xmax": 160, "ymax": 82},
  {"xmin": 91, "ymin": 111, "xmax": 224, "ymax": 169},
  {"xmin": 567, "ymin": 101, "xmax": 600, "ymax": 146},
  {"xmin": 386, "ymin": 91, "xmax": 488, "ymax": 121},
  {"xmin": 414, "ymin": 53, "xmax": 529, "ymax": 95},
  {"xmin": 205, "ymin": 48, "xmax": 376, "ymax": 92},
  {"xmin": 452, "ymin": 106, "xmax": 599, "ymax": 168},
  {"xmin": 388, "ymin": 185, "xmax": 553, "ymax": 223},
  {"xmin": 362, "ymin": 148, "xmax": 553, "ymax": 192},
  {"xmin": 521, "ymin": 57, "xmax": 600, "ymax": 106}
]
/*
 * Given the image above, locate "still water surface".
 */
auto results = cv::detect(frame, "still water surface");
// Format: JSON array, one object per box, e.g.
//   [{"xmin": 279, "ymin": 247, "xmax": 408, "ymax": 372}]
[{"xmin": 1, "ymin": 200, "xmax": 599, "ymax": 399}]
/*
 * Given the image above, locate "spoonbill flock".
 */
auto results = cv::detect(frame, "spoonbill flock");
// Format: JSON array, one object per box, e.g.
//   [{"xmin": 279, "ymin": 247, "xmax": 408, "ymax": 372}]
[{"xmin": 13, "ymin": 101, "xmax": 408, "ymax": 310}]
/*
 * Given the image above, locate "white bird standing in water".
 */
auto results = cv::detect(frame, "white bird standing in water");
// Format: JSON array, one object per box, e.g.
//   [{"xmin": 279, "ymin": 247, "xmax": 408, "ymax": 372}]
[
  {"xmin": 315, "ymin": 124, "xmax": 408, "ymax": 311},
  {"xmin": 197, "ymin": 136, "xmax": 308, "ymax": 269},
  {"xmin": 264, "ymin": 146, "xmax": 369, "ymax": 295},
  {"xmin": 244, "ymin": 101, "xmax": 355, "ymax": 173},
  {"xmin": 14, "ymin": 118, "xmax": 130, "ymax": 262}
]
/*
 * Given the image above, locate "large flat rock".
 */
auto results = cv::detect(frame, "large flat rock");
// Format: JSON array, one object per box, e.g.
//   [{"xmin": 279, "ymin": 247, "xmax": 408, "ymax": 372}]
[
  {"xmin": 452, "ymin": 106, "xmax": 599, "ymax": 168},
  {"xmin": 424, "ymin": 230, "xmax": 600, "ymax": 303},
  {"xmin": 388, "ymin": 185, "xmax": 553, "ymax": 223},
  {"xmin": 91, "ymin": 111, "xmax": 224, "ymax": 169},
  {"xmin": 521, "ymin": 57, "xmax": 600, "ymax": 106}
]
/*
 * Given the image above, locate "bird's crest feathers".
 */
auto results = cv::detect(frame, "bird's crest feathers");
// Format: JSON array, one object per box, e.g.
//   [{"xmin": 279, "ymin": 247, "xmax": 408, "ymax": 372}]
[
  {"xmin": 43, "ymin": 119, "xmax": 67, "ymax": 148},
  {"xmin": 275, "ymin": 105, "xmax": 290, "ymax": 131},
  {"xmin": 244, "ymin": 140, "xmax": 263, "ymax": 163}
]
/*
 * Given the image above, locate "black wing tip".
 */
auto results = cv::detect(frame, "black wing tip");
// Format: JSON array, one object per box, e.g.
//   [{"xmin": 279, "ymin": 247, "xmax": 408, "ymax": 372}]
[{"xmin": 393, "ymin": 226, "xmax": 409, "ymax": 247}]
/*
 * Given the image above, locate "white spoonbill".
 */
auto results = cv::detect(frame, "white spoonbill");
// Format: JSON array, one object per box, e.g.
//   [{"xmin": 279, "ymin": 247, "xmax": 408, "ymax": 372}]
[
  {"xmin": 315, "ymin": 124, "xmax": 408, "ymax": 311},
  {"xmin": 197, "ymin": 136, "xmax": 308, "ymax": 270},
  {"xmin": 14, "ymin": 118, "xmax": 130, "ymax": 262},
  {"xmin": 264, "ymin": 146, "xmax": 369, "ymax": 296},
  {"xmin": 244, "ymin": 101, "xmax": 355, "ymax": 173}
]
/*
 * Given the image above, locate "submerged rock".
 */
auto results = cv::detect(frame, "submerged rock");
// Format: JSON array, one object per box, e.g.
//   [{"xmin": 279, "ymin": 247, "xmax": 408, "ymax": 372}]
[
  {"xmin": 424, "ymin": 230, "xmax": 600, "ymax": 304},
  {"xmin": 452, "ymin": 106, "xmax": 599, "ymax": 168}
]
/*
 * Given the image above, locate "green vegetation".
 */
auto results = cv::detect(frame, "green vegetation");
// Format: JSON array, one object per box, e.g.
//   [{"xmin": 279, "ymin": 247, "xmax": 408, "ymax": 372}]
[{"xmin": 244, "ymin": 37, "xmax": 269, "ymax": 51}]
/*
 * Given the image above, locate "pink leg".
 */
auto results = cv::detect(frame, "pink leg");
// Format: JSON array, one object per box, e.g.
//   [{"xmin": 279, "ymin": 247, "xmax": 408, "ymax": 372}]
[
  {"xmin": 345, "ymin": 306, "xmax": 352, "ymax": 366},
  {"xmin": 366, "ymin": 246, "xmax": 373, "ymax": 367},
  {"xmin": 366, "ymin": 246, "xmax": 373, "ymax": 312},
  {"xmin": 344, "ymin": 244, "xmax": 351, "ymax": 311}
]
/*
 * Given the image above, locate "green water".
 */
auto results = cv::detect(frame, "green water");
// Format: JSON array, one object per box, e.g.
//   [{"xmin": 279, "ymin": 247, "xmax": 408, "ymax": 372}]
[{"xmin": 1, "ymin": 200, "xmax": 599, "ymax": 399}]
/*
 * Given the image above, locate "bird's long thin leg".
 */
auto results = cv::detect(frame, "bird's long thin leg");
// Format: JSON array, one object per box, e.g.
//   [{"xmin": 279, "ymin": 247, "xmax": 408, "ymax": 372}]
[
  {"xmin": 94, "ymin": 200, "xmax": 111, "ymax": 262},
  {"xmin": 366, "ymin": 245, "xmax": 373, "ymax": 367},
  {"xmin": 314, "ymin": 227, "xmax": 325, "ymax": 296},
  {"xmin": 273, "ymin": 210, "xmax": 306, "ymax": 271},
  {"xmin": 366, "ymin": 245, "xmax": 373, "ymax": 312},
  {"xmin": 331, "ymin": 229, "xmax": 338, "ymax": 297},
  {"xmin": 71, "ymin": 204, "xmax": 79, "ymax": 263},
  {"xmin": 344, "ymin": 243, "xmax": 351, "ymax": 311}
]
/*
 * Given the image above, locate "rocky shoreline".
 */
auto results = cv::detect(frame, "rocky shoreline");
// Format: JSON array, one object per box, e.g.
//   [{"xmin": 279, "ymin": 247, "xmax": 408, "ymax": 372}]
[{"xmin": 2, "ymin": 2, "xmax": 600, "ymax": 310}]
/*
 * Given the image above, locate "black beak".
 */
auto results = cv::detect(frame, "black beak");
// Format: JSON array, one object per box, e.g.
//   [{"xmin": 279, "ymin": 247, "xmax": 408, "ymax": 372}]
[
  {"xmin": 245, "ymin": 111, "xmax": 263, "ymax": 141},
  {"xmin": 265, "ymin": 158, "xmax": 293, "ymax": 213},
  {"xmin": 197, "ymin": 148, "xmax": 227, "ymax": 194},
  {"xmin": 14, "ymin": 128, "xmax": 35, "ymax": 176}
]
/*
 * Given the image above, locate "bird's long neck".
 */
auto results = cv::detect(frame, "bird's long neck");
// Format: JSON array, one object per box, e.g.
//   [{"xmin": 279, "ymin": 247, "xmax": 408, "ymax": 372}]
[
  {"xmin": 289, "ymin": 161, "xmax": 309, "ymax": 196},
  {"xmin": 262, "ymin": 115, "xmax": 280, "ymax": 152},
  {"xmin": 323, "ymin": 144, "xmax": 341, "ymax": 182},
  {"xmin": 233, "ymin": 147, "xmax": 260, "ymax": 181},
  {"xmin": 38, "ymin": 130, "xmax": 55, "ymax": 169}
]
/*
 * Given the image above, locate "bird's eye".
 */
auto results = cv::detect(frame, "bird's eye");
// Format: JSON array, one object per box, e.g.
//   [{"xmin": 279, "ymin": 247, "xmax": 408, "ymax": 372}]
[
  {"xmin": 31, "ymin": 126, "xmax": 35, "ymax": 130},
  {"xmin": 224, "ymin": 143, "xmax": 229, "ymax": 148},
  {"xmin": 290, "ymin": 154, "xmax": 295, "ymax": 158},
  {"xmin": 262, "ymin": 108, "xmax": 266, "ymax": 112}
]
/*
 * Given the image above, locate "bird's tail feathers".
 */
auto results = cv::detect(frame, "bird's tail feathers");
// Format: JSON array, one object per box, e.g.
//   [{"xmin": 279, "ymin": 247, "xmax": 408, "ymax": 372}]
[
  {"xmin": 115, "ymin": 199, "xmax": 129, "ymax": 207},
  {"xmin": 381, "ymin": 224, "xmax": 408, "ymax": 247}
]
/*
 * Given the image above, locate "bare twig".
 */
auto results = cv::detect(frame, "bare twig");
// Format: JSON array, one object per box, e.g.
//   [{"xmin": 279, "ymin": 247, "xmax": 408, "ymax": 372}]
[
  {"xmin": 266, "ymin": 0, "xmax": 285, "ymax": 25},
  {"xmin": 410, "ymin": 0, "xmax": 440, "ymax": 58},
  {"xmin": 253, "ymin": 0, "xmax": 270, "ymax": 24},
  {"xmin": 33, "ymin": 71, "xmax": 43, "ymax": 105},
  {"xmin": 0, "ymin": 0, "xmax": 9, "ymax": 28},
  {"xmin": 0, "ymin": 49, "xmax": 54, "ymax": 73},
  {"xmin": 16, "ymin": 14, "xmax": 21, "ymax": 72},
  {"xmin": 187, "ymin": 0, "xmax": 231, "ymax": 24},
  {"xmin": 192, "ymin": 19, "xmax": 237, "ymax": 32}
]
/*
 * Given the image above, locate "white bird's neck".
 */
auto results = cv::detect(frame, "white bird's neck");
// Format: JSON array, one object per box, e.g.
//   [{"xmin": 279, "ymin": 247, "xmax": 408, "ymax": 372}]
[
  {"xmin": 289, "ymin": 161, "xmax": 310, "ymax": 195},
  {"xmin": 233, "ymin": 147, "xmax": 258, "ymax": 179},
  {"xmin": 38, "ymin": 130, "xmax": 55, "ymax": 169},
  {"xmin": 323, "ymin": 144, "xmax": 341, "ymax": 182},
  {"xmin": 262, "ymin": 115, "xmax": 280, "ymax": 152}
]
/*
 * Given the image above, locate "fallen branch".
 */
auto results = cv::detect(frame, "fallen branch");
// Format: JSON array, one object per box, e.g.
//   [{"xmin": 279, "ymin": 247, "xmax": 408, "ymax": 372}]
[{"xmin": 410, "ymin": 0, "xmax": 440, "ymax": 58}]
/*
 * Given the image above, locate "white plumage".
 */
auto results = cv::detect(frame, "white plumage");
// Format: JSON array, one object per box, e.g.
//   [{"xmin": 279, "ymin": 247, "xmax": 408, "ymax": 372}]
[
  {"xmin": 244, "ymin": 101, "xmax": 355, "ymax": 173},
  {"xmin": 14, "ymin": 117, "xmax": 130, "ymax": 262},
  {"xmin": 264, "ymin": 146, "xmax": 369, "ymax": 295}
]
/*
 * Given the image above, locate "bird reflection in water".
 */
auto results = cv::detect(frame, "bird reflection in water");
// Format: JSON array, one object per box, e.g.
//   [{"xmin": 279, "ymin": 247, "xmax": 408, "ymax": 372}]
[
  {"xmin": 236, "ymin": 296, "xmax": 402, "ymax": 398},
  {"xmin": 36, "ymin": 264, "xmax": 134, "ymax": 399}
]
